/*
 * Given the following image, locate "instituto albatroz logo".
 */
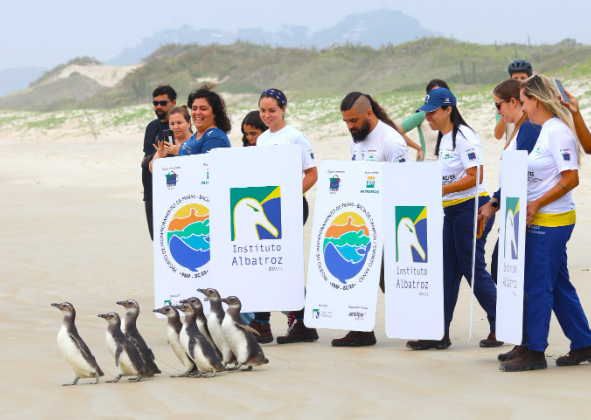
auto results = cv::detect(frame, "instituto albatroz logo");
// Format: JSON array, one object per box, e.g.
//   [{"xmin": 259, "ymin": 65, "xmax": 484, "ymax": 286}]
[
  {"xmin": 167, "ymin": 203, "xmax": 210, "ymax": 272},
  {"xmin": 395, "ymin": 206, "xmax": 428, "ymax": 263},
  {"xmin": 315, "ymin": 204, "xmax": 378, "ymax": 291},
  {"xmin": 504, "ymin": 197, "xmax": 520, "ymax": 260}
]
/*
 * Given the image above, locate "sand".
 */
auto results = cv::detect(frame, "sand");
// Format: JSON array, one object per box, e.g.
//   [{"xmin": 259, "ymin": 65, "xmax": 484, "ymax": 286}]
[{"xmin": 1, "ymin": 105, "xmax": 591, "ymax": 419}]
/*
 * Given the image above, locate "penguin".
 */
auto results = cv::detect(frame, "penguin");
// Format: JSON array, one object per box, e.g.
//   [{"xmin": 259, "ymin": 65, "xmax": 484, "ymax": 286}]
[
  {"xmin": 221, "ymin": 296, "xmax": 269, "ymax": 371},
  {"xmin": 179, "ymin": 297, "xmax": 217, "ymax": 351},
  {"xmin": 116, "ymin": 299, "xmax": 161, "ymax": 374},
  {"xmin": 152, "ymin": 306, "xmax": 197, "ymax": 377},
  {"xmin": 197, "ymin": 288, "xmax": 238, "ymax": 368},
  {"xmin": 176, "ymin": 302, "xmax": 224, "ymax": 378},
  {"xmin": 51, "ymin": 302, "xmax": 104, "ymax": 386},
  {"xmin": 97, "ymin": 312, "xmax": 154, "ymax": 383}
]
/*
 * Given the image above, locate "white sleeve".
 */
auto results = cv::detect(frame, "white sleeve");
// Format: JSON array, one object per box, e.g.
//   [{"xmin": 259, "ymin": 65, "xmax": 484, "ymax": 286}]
[
  {"xmin": 383, "ymin": 132, "xmax": 409, "ymax": 162},
  {"xmin": 548, "ymin": 129, "xmax": 578, "ymax": 173},
  {"xmin": 295, "ymin": 134, "xmax": 316, "ymax": 170},
  {"xmin": 457, "ymin": 129, "xmax": 482, "ymax": 170}
]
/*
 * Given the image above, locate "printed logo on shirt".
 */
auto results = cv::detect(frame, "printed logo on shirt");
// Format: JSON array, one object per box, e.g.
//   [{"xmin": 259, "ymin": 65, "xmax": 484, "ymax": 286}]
[
  {"xmin": 361, "ymin": 152, "xmax": 365, "ymax": 160},
  {"xmin": 398, "ymin": 157, "xmax": 406, "ymax": 163},
  {"xmin": 441, "ymin": 150, "xmax": 452, "ymax": 159},
  {"xmin": 504, "ymin": 197, "xmax": 520, "ymax": 260},
  {"xmin": 467, "ymin": 151, "xmax": 477, "ymax": 161},
  {"xmin": 329, "ymin": 175, "xmax": 341, "ymax": 193},
  {"xmin": 352, "ymin": 153, "xmax": 356, "ymax": 161},
  {"xmin": 310, "ymin": 152, "xmax": 315, "ymax": 160},
  {"xmin": 561, "ymin": 151, "xmax": 571, "ymax": 161},
  {"xmin": 230, "ymin": 186, "xmax": 282, "ymax": 241},
  {"xmin": 534, "ymin": 142, "xmax": 542, "ymax": 153},
  {"xmin": 395, "ymin": 206, "xmax": 428, "ymax": 263},
  {"xmin": 368, "ymin": 152, "xmax": 375, "ymax": 160},
  {"xmin": 166, "ymin": 171, "xmax": 178, "ymax": 188}
]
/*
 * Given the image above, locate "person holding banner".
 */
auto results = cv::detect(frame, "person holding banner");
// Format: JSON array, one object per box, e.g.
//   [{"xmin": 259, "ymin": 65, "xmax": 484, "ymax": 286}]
[
  {"xmin": 248, "ymin": 88, "xmax": 319, "ymax": 345},
  {"xmin": 178, "ymin": 85, "xmax": 231, "ymax": 156},
  {"xmin": 241, "ymin": 111, "xmax": 268, "ymax": 147},
  {"xmin": 399, "ymin": 79, "xmax": 450, "ymax": 161},
  {"xmin": 499, "ymin": 75, "xmax": 591, "ymax": 372},
  {"xmin": 330, "ymin": 91, "xmax": 409, "ymax": 347},
  {"xmin": 148, "ymin": 106, "xmax": 194, "ymax": 172},
  {"xmin": 406, "ymin": 88, "xmax": 503, "ymax": 350}
]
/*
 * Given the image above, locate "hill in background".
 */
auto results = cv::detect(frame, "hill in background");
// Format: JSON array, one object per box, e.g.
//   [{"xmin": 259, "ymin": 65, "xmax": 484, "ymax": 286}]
[{"xmin": 1, "ymin": 37, "xmax": 590, "ymax": 112}]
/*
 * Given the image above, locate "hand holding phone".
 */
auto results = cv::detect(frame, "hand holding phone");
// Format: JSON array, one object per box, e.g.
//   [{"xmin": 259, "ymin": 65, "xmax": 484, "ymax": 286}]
[{"xmin": 555, "ymin": 79, "xmax": 570, "ymax": 103}]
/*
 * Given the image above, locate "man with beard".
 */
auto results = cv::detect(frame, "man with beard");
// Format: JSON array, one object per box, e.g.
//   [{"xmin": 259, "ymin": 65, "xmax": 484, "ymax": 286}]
[
  {"xmin": 331, "ymin": 92, "xmax": 409, "ymax": 347},
  {"xmin": 141, "ymin": 85, "xmax": 177, "ymax": 240}
]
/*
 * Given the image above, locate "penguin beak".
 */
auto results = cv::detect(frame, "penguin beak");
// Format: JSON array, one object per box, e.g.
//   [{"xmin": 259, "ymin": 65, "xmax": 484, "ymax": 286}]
[
  {"xmin": 51, "ymin": 303, "xmax": 60, "ymax": 308},
  {"xmin": 116, "ymin": 301, "xmax": 126, "ymax": 306},
  {"xmin": 179, "ymin": 299, "xmax": 188, "ymax": 304},
  {"xmin": 152, "ymin": 308, "xmax": 163, "ymax": 314},
  {"xmin": 196, "ymin": 288, "xmax": 205, "ymax": 294},
  {"xmin": 97, "ymin": 314, "xmax": 107, "ymax": 319},
  {"xmin": 221, "ymin": 298, "xmax": 228, "ymax": 304}
]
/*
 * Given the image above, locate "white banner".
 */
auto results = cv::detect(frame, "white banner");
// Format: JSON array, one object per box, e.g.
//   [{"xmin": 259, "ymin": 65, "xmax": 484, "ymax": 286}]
[
  {"xmin": 384, "ymin": 161, "xmax": 444, "ymax": 339},
  {"xmin": 496, "ymin": 150, "xmax": 528, "ymax": 344},
  {"xmin": 208, "ymin": 145, "xmax": 305, "ymax": 312},
  {"xmin": 304, "ymin": 161, "xmax": 384, "ymax": 331},
  {"xmin": 153, "ymin": 155, "xmax": 212, "ymax": 316}
]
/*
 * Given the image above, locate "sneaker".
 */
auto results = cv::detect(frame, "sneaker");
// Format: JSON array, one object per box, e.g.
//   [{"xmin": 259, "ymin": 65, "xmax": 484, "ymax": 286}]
[
  {"xmin": 406, "ymin": 335, "xmax": 451, "ymax": 350},
  {"xmin": 276, "ymin": 320, "xmax": 319, "ymax": 344},
  {"xmin": 480, "ymin": 331, "xmax": 504, "ymax": 348},
  {"xmin": 499, "ymin": 347, "xmax": 547, "ymax": 372},
  {"xmin": 498, "ymin": 345, "xmax": 525, "ymax": 362},
  {"xmin": 248, "ymin": 320, "xmax": 274, "ymax": 344},
  {"xmin": 556, "ymin": 345, "xmax": 591, "ymax": 366},
  {"xmin": 331, "ymin": 331, "xmax": 377, "ymax": 347}
]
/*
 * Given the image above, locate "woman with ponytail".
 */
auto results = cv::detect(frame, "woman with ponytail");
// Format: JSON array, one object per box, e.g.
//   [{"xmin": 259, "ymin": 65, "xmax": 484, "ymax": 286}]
[
  {"xmin": 406, "ymin": 88, "xmax": 502, "ymax": 350},
  {"xmin": 499, "ymin": 75, "xmax": 591, "ymax": 372}
]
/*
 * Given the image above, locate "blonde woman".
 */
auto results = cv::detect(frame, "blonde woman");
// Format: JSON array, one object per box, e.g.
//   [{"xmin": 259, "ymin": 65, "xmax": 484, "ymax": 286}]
[{"xmin": 500, "ymin": 75, "xmax": 591, "ymax": 372}]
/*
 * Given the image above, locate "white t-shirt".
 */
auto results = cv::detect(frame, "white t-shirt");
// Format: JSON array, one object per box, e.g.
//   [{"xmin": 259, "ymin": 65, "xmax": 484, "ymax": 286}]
[
  {"xmin": 257, "ymin": 124, "xmax": 316, "ymax": 171},
  {"xmin": 528, "ymin": 118, "xmax": 578, "ymax": 214},
  {"xmin": 350, "ymin": 120, "xmax": 409, "ymax": 162},
  {"xmin": 438, "ymin": 125, "xmax": 487, "ymax": 202}
]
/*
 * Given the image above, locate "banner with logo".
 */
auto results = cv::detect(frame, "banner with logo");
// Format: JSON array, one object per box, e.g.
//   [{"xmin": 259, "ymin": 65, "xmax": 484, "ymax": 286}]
[
  {"xmin": 208, "ymin": 145, "xmax": 305, "ymax": 312},
  {"xmin": 304, "ymin": 161, "xmax": 384, "ymax": 331},
  {"xmin": 383, "ymin": 162, "xmax": 444, "ymax": 339},
  {"xmin": 496, "ymin": 150, "xmax": 528, "ymax": 344},
  {"xmin": 153, "ymin": 155, "xmax": 212, "ymax": 316}
]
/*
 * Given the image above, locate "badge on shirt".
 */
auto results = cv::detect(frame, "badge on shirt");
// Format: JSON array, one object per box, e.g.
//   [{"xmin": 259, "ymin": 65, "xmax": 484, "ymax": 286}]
[
  {"xmin": 561, "ymin": 150, "xmax": 571, "ymax": 161},
  {"xmin": 467, "ymin": 151, "xmax": 476, "ymax": 161}
]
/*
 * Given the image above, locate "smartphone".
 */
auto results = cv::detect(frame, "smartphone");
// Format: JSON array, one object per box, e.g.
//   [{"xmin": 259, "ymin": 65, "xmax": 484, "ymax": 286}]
[
  {"xmin": 163, "ymin": 129, "xmax": 175, "ymax": 143},
  {"xmin": 555, "ymin": 79, "xmax": 570, "ymax": 103}
]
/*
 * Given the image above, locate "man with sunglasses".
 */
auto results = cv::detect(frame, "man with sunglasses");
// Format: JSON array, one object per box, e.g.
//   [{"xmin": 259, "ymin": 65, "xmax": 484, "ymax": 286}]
[{"xmin": 141, "ymin": 85, "xmax": 177, "ymax": 240}]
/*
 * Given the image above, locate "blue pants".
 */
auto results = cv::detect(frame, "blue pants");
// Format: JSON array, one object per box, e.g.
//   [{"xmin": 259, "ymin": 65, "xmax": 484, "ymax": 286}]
[
  {"xmin": 524, "ymin": 224, "xmax": 591, "ymax": 352},
  {"xmin": 443, "ymin": 196, "xmax": 497, "ymax": 335}
]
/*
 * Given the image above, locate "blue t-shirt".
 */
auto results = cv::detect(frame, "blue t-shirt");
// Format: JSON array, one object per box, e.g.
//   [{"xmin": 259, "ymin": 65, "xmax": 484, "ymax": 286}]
[{"xmin": 178, "ymin": 128, "xmax": 231, "ymax": 156}]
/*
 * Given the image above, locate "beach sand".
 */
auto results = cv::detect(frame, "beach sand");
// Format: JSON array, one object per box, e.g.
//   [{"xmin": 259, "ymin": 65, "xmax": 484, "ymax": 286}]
[{"xmin": 1, "ymin": 110, "xmax": 591, "ymax": 419}]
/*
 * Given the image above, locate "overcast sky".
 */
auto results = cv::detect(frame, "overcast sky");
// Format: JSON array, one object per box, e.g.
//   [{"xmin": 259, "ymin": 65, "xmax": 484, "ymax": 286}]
[{"xmin": 1, "ymin": 0, "xmax": 589, "ymax": 71}]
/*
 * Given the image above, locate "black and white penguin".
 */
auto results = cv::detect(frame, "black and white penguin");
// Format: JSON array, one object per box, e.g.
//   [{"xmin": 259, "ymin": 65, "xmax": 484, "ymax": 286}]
[
  {"xmin": 179, "ymin": 297, "xmax": 217, "ymax": 352},
  {"xmin": 97, "ymin": 312, "xmax": 154, "ymax": 383},
  {"xmin": 197, "ymin": 288, "xmax": 238, "ymax": 368},
  {"xmin": 176, "ymin": 302, "xmax": 225, "ymax": 378},
  {"xmin": 152, "ymin": 306, "xmax": 197, "ymax": 377},
  {"xmin": 116, "ymin": 299, "xmax": 161, "ymax": 374},
  {"xmin": 51, "ymin": 302, "xmax": 104, "ymax": 386},
  {"xmin": 221, "ymin": 296, "xmax": 269, "ymax": 371}
]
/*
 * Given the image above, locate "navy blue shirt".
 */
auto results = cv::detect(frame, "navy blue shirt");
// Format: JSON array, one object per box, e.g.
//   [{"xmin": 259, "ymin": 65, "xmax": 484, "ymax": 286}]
[
  {"xmin": 178, "ymin": 128, "xmax": 231, "ymax": 156},
  {"xmin": 142, "ymin": 119, "xmax": 169, "ymax": 201},
  {"xmin": 493, "ymin": 120, "xmax": 541, "ymax": 202}
]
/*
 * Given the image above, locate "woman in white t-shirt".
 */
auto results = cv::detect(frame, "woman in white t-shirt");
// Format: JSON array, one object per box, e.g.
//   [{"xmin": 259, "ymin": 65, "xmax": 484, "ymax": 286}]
[
  {"xmin": 406, "ymin": 88, "xmax": 502, "ymax": 351},
  {"xmin": 247, "ymin": 88, "xmax": 319, "ymax": 345},
  {"xmin": 499, "ymin": 75, "xmax": 591, "ymax": 372}
]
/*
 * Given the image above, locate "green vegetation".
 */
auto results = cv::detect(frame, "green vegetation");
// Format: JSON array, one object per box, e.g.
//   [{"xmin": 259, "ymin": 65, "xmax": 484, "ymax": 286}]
[{"xmin": 31, "ymin": 56, "xmax": 102, "ymax": 88}]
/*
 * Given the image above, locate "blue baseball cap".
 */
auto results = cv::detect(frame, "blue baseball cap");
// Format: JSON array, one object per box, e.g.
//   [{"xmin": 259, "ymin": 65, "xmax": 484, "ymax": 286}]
[{"xmin": 417, "ymin": 88, "xmax": 457, "ymax": 112}]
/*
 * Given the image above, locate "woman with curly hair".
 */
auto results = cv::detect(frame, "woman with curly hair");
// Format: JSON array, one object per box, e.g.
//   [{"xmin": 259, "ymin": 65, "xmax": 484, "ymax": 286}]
[{"xmin": 179, "ymin": 84, "xmax": 232, "ymax": 156}]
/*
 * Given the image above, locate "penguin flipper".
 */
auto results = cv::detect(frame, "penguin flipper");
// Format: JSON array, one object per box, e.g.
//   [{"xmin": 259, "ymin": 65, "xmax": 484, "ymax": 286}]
[
  {"xmin": 188, "ymin": 336, "xmax": 198, "ymax": 360},
  {"xmin": 115, "ymin": 344, "xmax": 123, "ymax": 367},
  {"xmin": 69, "ymin": 333, "xmax": 93, "ymax": 360},
  {"xmin": 235, "ymin": 323, "xmax": 261, "ymax": 336}
]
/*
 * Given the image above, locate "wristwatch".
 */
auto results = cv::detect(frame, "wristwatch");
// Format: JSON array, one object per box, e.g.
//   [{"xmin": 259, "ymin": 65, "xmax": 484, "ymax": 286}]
[{"xmin": 490, "ymin": 198, "xmax": 499, "ymax": 209}]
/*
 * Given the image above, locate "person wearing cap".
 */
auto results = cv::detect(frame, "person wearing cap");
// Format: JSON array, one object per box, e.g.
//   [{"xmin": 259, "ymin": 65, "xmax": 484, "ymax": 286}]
[
  {"xmin": 406, "ymin": 88, "xmax": 503, "ymax": 350},
  {"xmin": 499, "ymin": 75, "xmax": 591, "ymax": 372},
  {"xmin": 247, "ymin": 87, "xmax": 320, "ymax": 345},
  {"xmin": 399, "ymin": 79, "xmax": 450, "ymax": 161},
  {"xmin": 330, "ymin": 91, "xmax": 410, "ymax": 347},
  {"xmin": 495, "ymin": 60, "xmax": 534, "ymax": 141}
]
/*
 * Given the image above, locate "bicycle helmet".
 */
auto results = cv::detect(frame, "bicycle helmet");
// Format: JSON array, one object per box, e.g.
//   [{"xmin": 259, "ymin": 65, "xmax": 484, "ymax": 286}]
[{"xmin": 508, "ymin": 59, "xmax": 533, "ymax": 77}]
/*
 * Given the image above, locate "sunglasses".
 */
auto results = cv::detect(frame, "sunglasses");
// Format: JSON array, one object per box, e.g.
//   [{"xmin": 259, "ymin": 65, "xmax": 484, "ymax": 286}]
[
  {"xmin": 153, "ymin": 100, "xmax": 170, "ymax": 107},
  {"xmin": 494, "ymin": 101, "xmax": 506, "ymax": 110}
]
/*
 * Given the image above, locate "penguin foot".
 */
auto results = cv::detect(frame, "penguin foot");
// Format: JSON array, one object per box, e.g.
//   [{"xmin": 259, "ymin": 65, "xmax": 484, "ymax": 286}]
[
  {"xmin": 170, "ymin": 372, "xmax": 190, "ymax": 378},
  {"xmin": 107, "ymin": 375, "xmax": 122, "ymax": 383},
  {"xmin": 241, "ymin": 366, "xmax": 253, "ymax": 372},
  {"xmin": 93, "ymin": 372, "xmax": 100, "ymax": 384},
  {"xmin": 226, "ymin": 363, "xmax": 242, "ymax": 371},
  {"xmin": 128, "ymin": 374, "xmax": 142, "ymax": 382},
  {"xmin": 62, "ymin": 377, "xmax": 80, "ymax": 386},
  {"xmin": 188, "ymin": 372, "xmax": 202, "ymax": 378},
  {"xmin": 204, "ymin": 371, "xmax": 216, "ymax": 378}
]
